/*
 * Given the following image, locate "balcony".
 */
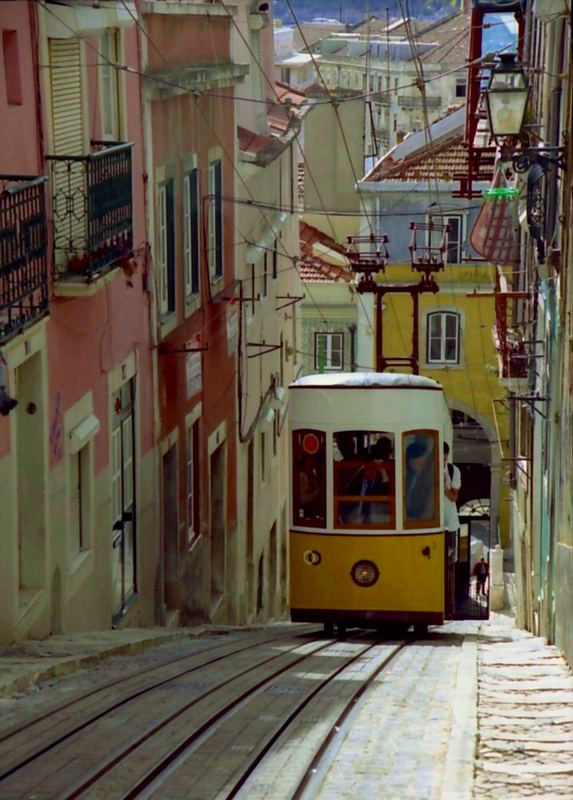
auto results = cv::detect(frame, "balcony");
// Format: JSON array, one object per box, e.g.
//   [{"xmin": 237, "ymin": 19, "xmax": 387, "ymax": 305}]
[
  {"xmin": 46, "ymin": 141, "xmax": 133, "ymax": 282},
  {"xmin": 0, "ymin": 175, "xmax": 49, "ymax": 344},
  {"xmin": 493, "ymin": 268, "xmax": 531, "ymax": 386},
  {"xmin": 398, "ymin": 95, "xmax": 442, "ymax": 109}
]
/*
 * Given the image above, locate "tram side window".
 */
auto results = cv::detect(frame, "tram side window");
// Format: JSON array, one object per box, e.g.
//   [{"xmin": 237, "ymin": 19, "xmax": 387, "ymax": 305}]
[
  {"xmin": 403, "ymin": 430, "xmax": 439, "ymax": 528},
  {"xmin": 333, "ymin": 431, "xmax": 395, "ymax": 529},
  {"xmin": 292, "ymin": 430, "xmax": 326, "ymax": 527}
]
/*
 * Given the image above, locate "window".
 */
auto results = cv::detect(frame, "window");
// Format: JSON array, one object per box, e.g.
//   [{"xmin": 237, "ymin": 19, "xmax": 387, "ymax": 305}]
[
  {"xmin": 260, "ymin": 431, "xmax": 267, "ymax": 482},
  {"xmin": 251, "ymin": 29, "xmax": 264, "ymax": 101},
  {"xmin": 100, "ymin": 31, "xmax": 120, "ymax": 140},
  {"xmin": 2, "ymin": 30, "xmax": 22, "ymax": 105},
  {"xmin": 455, "ymin": 78, "xmax": 466, "ymax": 98},
  {"xmin": 262, "ymin": 253, "xmax": 268, "ymax": 298},
  {"xmin": 272, "ymin": 411, "xmax": 279, "ymax": 458},
  {"xmin": 427, "ymin": 311, "xmax": 460, "ymax": 364},
  {"xmin": 403, "ymin": 430, "xmax": 439, "ymax": 528},
  {"xmin": 292, "ymin": 429, "xmax": 326, "ymax": 528},
  {"xmin": 333, "ymin": 431, "xmax": 395, "ymax": 529},
  {"xmin": 69, "ymin": 446, "xmax": 89, "ymax": 556},
  {"xmin": 186, "ymin": 421, "xmax": 200, "ymax": 543},
  {"xmin": 315, "ymin": 332, "xmax": 343, "ymax": 371},
  {"xmin": 158, "ymin": 180, "xmax": 175, "ymax": 316},
  {"xmin": 427, "ymin": 213, "xmax": 464, "ymax": 264},
  {"xmin": 207, "ymin": 160, "xmax": 223, "ymax": 281},
  {"xmin": 183, "ymin": 169, "xmax": 200, "ymax": 299},
  {"xmin": 272, "ymin": 239, "xmax": 278, "ymax": 280}
]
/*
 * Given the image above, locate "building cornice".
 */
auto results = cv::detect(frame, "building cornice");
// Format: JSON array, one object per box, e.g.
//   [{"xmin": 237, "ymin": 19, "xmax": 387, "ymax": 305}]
[{"xmin": 144, "ymin": 63, "xmax": 249, "ymax": 97}]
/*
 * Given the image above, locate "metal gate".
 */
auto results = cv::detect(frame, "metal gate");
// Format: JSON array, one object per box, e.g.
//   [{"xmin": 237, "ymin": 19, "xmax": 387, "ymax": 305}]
[{"xmin": 452, "ymin": 503, "xmax": 491, "ymax": 620}]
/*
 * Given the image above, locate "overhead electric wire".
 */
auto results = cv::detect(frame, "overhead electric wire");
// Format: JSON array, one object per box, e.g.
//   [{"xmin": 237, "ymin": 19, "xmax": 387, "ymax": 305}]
[{"xmin": 212, "ymin": 0, "xmax": 377, "ymax": 341}]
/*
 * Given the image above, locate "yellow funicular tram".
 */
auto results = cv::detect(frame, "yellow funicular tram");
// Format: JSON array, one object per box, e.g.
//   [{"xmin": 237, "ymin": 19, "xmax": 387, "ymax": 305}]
[{"xmin": 289, "ymin": 372, "xmax": 453, "ymax": 634}]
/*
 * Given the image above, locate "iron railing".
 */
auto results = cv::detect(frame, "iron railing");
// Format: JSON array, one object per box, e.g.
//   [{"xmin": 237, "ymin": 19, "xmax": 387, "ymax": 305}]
[
  {"xmin": 493, "ymin": 267, "xmax": 532, "ymax": 380},
  {"xmin": 46, "ymin": 141, "xmax": 133, "ymax": 280},
  {"xmin": 0, "ymin": 175, "xmax": 49, "ymax": 343},
  {"xmin": 398, "ymin": 95, "xmax": 442, "ymax": 109}
]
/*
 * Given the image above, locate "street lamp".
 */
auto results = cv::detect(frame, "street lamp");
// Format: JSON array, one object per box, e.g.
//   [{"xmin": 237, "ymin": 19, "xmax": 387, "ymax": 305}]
[
  {"xmin": 485, "ymin": 53, "xmax": 529, "ymax": 143},
  {"xmin": 485, "ymin": 53, "xmax": 565, "ymax": 173}
]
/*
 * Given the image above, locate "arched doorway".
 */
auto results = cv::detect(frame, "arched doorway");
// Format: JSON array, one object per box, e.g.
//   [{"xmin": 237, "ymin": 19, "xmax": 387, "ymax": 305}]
[{"xmin": 450, "ymin": 409, "xmax": 494, "ymax": 620}]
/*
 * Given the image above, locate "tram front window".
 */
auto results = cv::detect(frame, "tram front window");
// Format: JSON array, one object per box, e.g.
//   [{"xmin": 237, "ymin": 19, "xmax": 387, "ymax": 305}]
[
  {"xmin": 333, "ymin": 431, "xmax": 395, "ymax": 528},
  {"xmin": 292, "ymin": 429, "xmax": 326, "ymax": 528},
  {"xmin": 403, "ymin": 430, "xmax": 439, "ymax": 527}
]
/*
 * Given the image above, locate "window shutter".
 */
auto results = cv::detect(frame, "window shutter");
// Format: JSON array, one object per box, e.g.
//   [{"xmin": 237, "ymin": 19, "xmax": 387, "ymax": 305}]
[
  {"xmin": 166, "ymin": 179, "xmax": 175, "ymax": 311},
  {"xmin": 49, "ymin": 39, "xmax": 86, "ymax": 254},
  {"xmin": 158, "ymin": 186, "xmax": 168, "ymax": 315},
  {"xmin": 214, "ymin": 161, "xmax": 222, "ymax": 278},
  {"xmin": 251, "ymin": 31, "xmax": 264, "ymax": 101},
  {"xmin": 190, "ymin": 169, "xmax": 200, "ymax": 294},
  {"xmin": 49, "ymin": 39, "xmax": 84, "ymax": 155}
]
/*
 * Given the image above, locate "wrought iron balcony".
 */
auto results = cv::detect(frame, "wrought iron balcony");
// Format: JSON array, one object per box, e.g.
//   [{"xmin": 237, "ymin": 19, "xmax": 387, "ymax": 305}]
[
  {"xmin": 398, "ymin": 95, "xmax": 442, "ymax": 109},
  {"xmin": 493, "ymin": 269, "xmax": 531, "ymax": 381},
  {"xmin": 46, "ymin": 141, "xmax": 133, "ymax": 281},
  {"xmin": 0, "ymin": 175, "xmax": 49, "ymax": 343}
]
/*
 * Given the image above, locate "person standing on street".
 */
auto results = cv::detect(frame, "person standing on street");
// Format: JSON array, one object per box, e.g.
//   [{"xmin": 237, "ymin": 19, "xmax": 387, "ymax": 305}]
[
  {"xmin": 443, "ymin": 442, "xmax": 461, "ymax": 614},
  {"xmin": 473, "ymin": 557, "xmax": 490, "ymax": 596}
]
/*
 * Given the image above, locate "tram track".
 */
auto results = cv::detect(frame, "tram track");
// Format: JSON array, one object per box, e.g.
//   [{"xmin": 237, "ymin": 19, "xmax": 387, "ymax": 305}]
[
  {"xmin": 124, "ymin": 635, "xmax": 413, "ymax": 800},
  {"xmin": 0, "ymin": 626, "xmax": 318, "ymax": 788},
  {"xmin": 0, "ymin": 629, "xmax": 418, "ymax": 800},
  {"xmin": 228, "ymin": 638, "xmax": 410, "ymax": 800}
]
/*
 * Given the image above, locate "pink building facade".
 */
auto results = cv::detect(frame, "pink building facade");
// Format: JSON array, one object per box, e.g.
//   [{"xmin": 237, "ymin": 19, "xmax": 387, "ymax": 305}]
[
  {"xmin": 0, "ymin": 1, "xmax": 158, "ymax": 642},
  {"xmin": 141, "ymin": 3, "xmax": 246, "ymax": 624}
]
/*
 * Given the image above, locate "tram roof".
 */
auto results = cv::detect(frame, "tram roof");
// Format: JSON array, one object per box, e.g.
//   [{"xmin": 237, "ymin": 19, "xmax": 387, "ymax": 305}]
[{"xmin": 291, "ymin": 372, "xmax": 443, "ymax": 390}]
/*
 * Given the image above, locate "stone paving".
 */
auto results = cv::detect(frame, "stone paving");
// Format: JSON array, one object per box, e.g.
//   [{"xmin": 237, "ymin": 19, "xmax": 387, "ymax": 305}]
[
  {"xmin": 0, "ymin": 609, "xmax": 571, "ymax": 799},
  {"xmin": 474, "ymin": 612, "xmax": 573, "ymax": 799}
]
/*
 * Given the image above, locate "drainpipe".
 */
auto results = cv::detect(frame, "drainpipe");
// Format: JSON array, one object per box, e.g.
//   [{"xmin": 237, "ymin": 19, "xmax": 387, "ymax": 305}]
[{"xmin": 348, "ymin": 323, "xmax": 356, "ymax": 371}]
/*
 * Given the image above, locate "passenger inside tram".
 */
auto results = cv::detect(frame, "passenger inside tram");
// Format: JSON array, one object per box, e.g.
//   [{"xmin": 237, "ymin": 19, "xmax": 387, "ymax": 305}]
[
  {"xmin": 334, "ymin": 431, "xmax": 394, "ymax": 526},
  {"xmin": 404, "ymin": 435, "xmax": 436, "ymax": 522}
]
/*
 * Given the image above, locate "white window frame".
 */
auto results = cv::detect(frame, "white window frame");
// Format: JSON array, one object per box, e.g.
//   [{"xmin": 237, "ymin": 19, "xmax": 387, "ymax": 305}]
[
  {"xmin": 426, "ymin": 213, "xmax": 466, "ymax": 265},
  {"xmin": 315, "ymin": 331, "xmax": 344, "ymax": 371},
  {"xmin": 99, "ymin": 30, "xmax": 121, "ymax": 141},
  {"xmin": 183, "ymin": 168, "xmax": 201, "ymax": 300},
  {"xmin": 427, "ymin": 311, "xmax": 461, "ymax": 365}
]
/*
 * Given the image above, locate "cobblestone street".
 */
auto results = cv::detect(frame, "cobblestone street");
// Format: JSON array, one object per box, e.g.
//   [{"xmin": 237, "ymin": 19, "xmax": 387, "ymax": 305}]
[
  {"xmin": 474, "ymin": 614, "xmax": 573, "ymax": 799},
  {"xmin": 0, "ymin": 607, "xmax": 571, "ymax": 799}
]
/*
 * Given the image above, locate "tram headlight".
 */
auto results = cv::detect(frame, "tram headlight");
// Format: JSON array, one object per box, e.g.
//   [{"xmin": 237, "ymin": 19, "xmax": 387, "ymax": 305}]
[{"xmin": 350, "ymin": 560, "xmax": 379, "ymax": 587}]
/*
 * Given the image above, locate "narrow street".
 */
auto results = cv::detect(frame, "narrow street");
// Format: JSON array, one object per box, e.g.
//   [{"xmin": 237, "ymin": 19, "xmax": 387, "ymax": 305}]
[{"xmin": 0, "ymin": 607, "xmax": 571, "ymax": 799}]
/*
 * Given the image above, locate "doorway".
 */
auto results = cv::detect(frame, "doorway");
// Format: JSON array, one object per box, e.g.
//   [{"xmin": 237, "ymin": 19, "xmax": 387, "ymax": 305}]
[
  {"xmin": 162, "ymin": 444, "xmax": 178, "ymax": 611},
  {"xmin": 111, "ymin": 380, "xmax": 137, "ymax": 621},
  {"xmin": 16, "ymin": 353, "xmax": 46, "ymax": 602},
  {"xmin": 454, "ymin": 500, "xmax": 491, "ymax": 620},
  {"xmin": 210, "ymin": 442, "xmax": 226, "ymax": 609}
]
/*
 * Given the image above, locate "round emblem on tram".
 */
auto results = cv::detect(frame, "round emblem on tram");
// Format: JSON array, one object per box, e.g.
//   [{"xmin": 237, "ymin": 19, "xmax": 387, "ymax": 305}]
[{"xmin": 303, "ymin": 550, "xmax": 322, "ymax": 566}]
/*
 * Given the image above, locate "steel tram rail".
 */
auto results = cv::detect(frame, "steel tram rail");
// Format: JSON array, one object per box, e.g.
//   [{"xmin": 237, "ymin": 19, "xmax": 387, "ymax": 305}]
[
  {"xmin": 226, "ymin": 639, "xmax": 411, "ymax": 800},
  {"xmin": 60, "ymin": 635, "xmax": 336, "ymax": 799},
  {"xmin": 0, "ymin": 626, "xmax": 319, "ymax": 785},
  {"xmin": 114, "ymin": 634, "xmax": 391, "ymax": 799}
]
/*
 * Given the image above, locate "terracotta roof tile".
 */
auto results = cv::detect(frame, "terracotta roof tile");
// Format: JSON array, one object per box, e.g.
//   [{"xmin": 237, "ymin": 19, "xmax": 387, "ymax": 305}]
[{"xmin": 299, "ymin": 222, "xmax": 353, "ymax": 283}]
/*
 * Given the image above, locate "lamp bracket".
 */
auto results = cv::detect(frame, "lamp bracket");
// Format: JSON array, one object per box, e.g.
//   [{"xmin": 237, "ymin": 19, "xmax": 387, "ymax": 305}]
[{"xmin": 502, "ymin": 145, "xmax": 566, "ymax": 173}]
